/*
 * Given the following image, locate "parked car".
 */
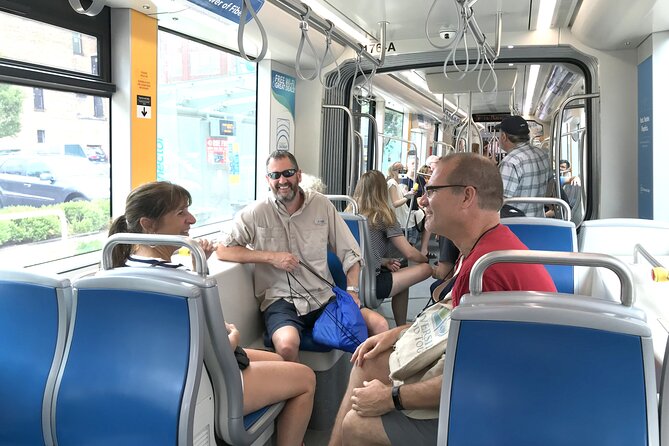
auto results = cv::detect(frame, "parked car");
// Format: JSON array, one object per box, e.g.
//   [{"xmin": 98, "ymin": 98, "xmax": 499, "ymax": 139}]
[
  {"xmin": 84, "ymin": 146, "xmax": 108, "ymax": 163},
  {"xmin": 0, "ymin": 154, "xmax": 110, "ymax": 208}
]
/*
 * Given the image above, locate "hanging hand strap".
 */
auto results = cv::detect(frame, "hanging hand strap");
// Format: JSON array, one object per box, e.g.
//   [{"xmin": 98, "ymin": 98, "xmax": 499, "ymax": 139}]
[{"xmin": 238, "ymin": 0, "xmax": 268, "ymax": 62}]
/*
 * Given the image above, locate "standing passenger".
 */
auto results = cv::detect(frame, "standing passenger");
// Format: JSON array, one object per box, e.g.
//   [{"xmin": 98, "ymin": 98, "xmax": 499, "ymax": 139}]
[
  {"xmin": 216, "ymin": 150, "xmax": 388, "ymax": 362},
  {"xmin": 497, "ymin": 115, "xmax": 551, "ymax": 217},
  {"xmin": 109, "ymin": 181, "xmax": 315, "ymax": 446},
  {"xmin": 386, "ymin": 162, "xmax": 416, "ymax": 240},
  {"xmin": 418, "ymin": 156, "xmax": 441, "ymax": 258}
]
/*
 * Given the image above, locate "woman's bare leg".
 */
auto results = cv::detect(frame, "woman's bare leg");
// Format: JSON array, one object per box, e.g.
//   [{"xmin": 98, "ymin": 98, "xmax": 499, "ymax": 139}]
[
  {"xmin": 390, "ymin": 289, "xmax": 409, "ymax": 326},
  {"xmin": 242, "ymin": 360, "xmax": 316, "ymax": 446}
]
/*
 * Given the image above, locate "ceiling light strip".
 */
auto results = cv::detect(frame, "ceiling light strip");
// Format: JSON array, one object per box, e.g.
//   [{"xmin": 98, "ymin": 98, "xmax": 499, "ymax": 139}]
[
  {"xmin": 536, "ymin": 0, "xmax": 558, "ymax": 30},
  {"xmin": 523, "ymin": 64, "xmax": 540, "ymax": 116}
]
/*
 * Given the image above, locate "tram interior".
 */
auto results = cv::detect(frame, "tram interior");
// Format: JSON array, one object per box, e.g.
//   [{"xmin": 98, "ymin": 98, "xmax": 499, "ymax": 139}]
[{"xmin": 3, "ymin": 0, "xmax": 669, "ymax": 445}]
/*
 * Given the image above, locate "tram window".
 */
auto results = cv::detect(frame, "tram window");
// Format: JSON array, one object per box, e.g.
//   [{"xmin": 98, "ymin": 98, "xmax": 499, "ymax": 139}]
[
  {"xmin": 157, "ymin": 30, "xmax": 257, "ymax": 228},
  {"xmin": 0, "ymin": 11, "xmax": 99, "ymax": 76},
  {"xmin": 0, "ymin": 83, "xmax": 111, "ymax": 268},
  {"xmin": 382, "ymin": 108, "xmax": 405, "ymax": 173}
]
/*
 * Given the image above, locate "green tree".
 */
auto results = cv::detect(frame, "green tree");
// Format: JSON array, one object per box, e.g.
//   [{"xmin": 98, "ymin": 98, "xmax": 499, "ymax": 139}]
[{"xmin": 0, "ymin": 84, "xmax": 23, "ymax": 138}]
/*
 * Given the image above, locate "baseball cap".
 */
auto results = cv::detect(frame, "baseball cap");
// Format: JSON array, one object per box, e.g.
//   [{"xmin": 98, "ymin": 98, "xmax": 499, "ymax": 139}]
[{"xmin": 495, "ymin": 115, "xmax": 530, "ymax": 136}]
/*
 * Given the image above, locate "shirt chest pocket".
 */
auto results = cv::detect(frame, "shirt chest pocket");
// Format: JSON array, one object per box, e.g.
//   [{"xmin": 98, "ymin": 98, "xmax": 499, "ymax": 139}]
[
  {"xmin": 301, "ymin": 227, "xmax": 328, "ymax": 262},
  {"xmin": 256, "ymin": 226, "xmax": 289, "ymax": 252}
]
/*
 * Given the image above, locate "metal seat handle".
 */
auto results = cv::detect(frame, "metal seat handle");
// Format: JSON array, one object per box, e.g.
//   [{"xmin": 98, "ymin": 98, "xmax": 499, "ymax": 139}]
[
  {"xmin": 325, "ymin": 195, "xmax": 358, "ymax": 214},
  {"xmin": 469, "ymin": 250, "xmax": 635, "ymax": 306},
  {"xmin": 102, "ymin": 233, "xmax": 208, "ymax": 277},
  {"xmin": 504, "ymin": 197, "xmax": 571, "ymax": 222}
]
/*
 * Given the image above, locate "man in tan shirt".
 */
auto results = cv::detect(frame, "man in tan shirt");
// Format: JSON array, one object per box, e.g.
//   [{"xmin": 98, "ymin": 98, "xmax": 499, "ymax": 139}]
[{"xmin": 217, "ymin": 150, "xmax": 388, "ymax": 361}]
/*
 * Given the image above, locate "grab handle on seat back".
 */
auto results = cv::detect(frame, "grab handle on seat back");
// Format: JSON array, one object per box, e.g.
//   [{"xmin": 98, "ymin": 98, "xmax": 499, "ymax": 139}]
[
  {"xmin": 325, "ymin": 195, "xmax": 358, "ymax": 214},
  {"xmin": 469, "ymin": 250, "xmax": 635, "ymax": 306},
  {"xmin": 504, "ymin": 197, "xmax": 571, "ymax": 222},
  {"xmin": 102, "ymin": 233, "xmax": 208, "ymax": 277}
]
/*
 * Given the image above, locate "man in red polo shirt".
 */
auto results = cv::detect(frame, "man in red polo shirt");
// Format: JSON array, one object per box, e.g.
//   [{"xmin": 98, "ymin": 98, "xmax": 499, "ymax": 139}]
[{"xmin": 328, "ymin": 153, "xmax": 556, "ymax": 446}]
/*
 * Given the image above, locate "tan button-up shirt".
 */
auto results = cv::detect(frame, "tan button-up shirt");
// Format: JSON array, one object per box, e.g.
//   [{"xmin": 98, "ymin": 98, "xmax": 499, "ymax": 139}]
[{"xmin": 221, "ymin": 189, "xmax": 362, "ymax": 314}]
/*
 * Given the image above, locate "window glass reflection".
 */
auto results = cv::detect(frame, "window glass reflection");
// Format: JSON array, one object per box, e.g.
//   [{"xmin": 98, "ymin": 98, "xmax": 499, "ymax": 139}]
[{"xmin": 157, "ymin": 31, "xmax": 257, "ymax": 228}]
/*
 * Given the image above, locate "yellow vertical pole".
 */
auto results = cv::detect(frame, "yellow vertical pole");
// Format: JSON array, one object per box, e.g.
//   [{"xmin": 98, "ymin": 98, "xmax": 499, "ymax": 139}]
[{"xmin": 129, "ymin": 10, "xmax": 157, "ymax": 187}]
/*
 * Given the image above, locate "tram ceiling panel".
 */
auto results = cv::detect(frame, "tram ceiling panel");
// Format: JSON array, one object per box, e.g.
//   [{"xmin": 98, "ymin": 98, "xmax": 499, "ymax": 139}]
[
  {"xmin": 571, "ymin": 0, "xmax": 669, "ymax": 50},
  {"xmin": 372, "ymin": 73, "xmax": 443, "ymax": 120},
  {"xmin": 104, "ymin": 0, "xmax": 351, "ymax": 68},
  {"xmin": 425, "ymin": 68, "xmax": 518, "ymax": 95}
]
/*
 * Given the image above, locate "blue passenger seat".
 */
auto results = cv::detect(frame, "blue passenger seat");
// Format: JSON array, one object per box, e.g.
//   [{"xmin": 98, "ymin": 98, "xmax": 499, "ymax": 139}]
[
  {"xmin": 438, "ymin": 251, "xmax": 658, "ymax": 445},
  {"xmin": 335, "ymin": 213, "xmax": 377, "ymax": 308},
  {"xmin": 0, "ymin": 270, "xmax": 70, "ymax": 446},
  {"xmin": 53, "ymin": 271, "xmax": 204, "ymax": 446},
  {"xmin": 501, "ymin": 217, "xmax": 577, "ymax": 293},
  {"xmin": 99, "ymin": 232, "xmax": 286, "ymax": 446}
]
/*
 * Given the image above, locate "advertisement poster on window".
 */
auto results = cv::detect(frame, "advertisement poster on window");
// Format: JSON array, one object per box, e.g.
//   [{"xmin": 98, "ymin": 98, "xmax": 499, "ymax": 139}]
[
  {"xmin": 206, "ymin": 137, "xmax": 229, "ymax": 164},
  {"xmin": 229, "ymin": 143, "xmax": 240, "ymax": 184},
  {"xmin": 271, "ymin": 70, "xmax": 295, "ymax": 152}
]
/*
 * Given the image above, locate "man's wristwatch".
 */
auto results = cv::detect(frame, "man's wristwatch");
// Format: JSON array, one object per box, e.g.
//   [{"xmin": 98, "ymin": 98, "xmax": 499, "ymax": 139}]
[
  {"xmin": 392, "ymin": 385, "xmax": 404, "ymax": 411},
  {"xmin": 346, "ymin": 286, "xmax": 363, "ymax": 308}
]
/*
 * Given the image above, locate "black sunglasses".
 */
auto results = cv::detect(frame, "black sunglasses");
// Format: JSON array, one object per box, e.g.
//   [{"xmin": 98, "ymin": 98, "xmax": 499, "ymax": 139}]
[{"xmin": 267, "ymin": 169, "xmax": 297, "ymax": 180}]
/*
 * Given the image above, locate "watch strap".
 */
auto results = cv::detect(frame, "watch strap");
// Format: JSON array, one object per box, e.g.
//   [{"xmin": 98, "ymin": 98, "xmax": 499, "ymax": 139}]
[{"xmin": 392, "ymin": 385, "xmax": 404, "ymax": 411}]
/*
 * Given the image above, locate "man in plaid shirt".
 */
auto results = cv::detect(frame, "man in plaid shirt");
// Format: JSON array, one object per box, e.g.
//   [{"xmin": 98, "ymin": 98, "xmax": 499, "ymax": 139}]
[{"xmin": 497, "ymin": 115, "xmax": 551, "ymax": 217}]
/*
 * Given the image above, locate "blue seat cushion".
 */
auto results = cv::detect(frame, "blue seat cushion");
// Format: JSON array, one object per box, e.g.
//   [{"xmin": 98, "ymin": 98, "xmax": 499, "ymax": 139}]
[
  {"xmin": 0, "ymin": 281, "xmax": 60, "ymax": 445},
  {"xmin": 243, "ymin": 406, "xmax": 270, "ymax": 430},
  {"xmin": 447, "ymin": 320, "xmax": 647, "ymax": 445},
  {"xmin": 505, "ymin": 223, "xmax": 575, "ymax": 293}
]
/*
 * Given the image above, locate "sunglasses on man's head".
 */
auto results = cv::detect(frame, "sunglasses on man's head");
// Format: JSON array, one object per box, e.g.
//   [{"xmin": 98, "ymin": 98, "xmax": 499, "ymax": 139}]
[{"xmin": 267, "ymin": 169, "xmax": 297, "ymax": 180}]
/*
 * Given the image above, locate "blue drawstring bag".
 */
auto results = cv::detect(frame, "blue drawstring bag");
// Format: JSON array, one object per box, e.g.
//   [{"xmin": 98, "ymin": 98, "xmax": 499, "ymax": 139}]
[
  {"xmin": 312, "ymin": 286, "xmax": 368, "ymax": 353},
  {"xmin": 297, "ymin": 260, "xmax": 368, "ymax": 353}
]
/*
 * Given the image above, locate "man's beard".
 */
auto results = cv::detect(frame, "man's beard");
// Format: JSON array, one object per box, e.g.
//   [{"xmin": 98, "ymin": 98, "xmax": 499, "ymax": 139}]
[{"xmin": 273, "ymin": 182, "xmax": 298, "ymax": 203}]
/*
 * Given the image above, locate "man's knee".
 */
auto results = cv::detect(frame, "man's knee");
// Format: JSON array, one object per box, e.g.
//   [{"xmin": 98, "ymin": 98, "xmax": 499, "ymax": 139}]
[
  {"xmin": 342, "ymin": 411, "xmax": 388, "ymax": 445},
  {"xmin": 341, "ymin": 410, "xmax": 364, "ymax": 443},
  {"xmin": 272, "ymin": 326, "xmax": 300, "ymax": 361},
  {"xmin": 363, "ymin": 309, "xmax": 389, "ymax": 335}
]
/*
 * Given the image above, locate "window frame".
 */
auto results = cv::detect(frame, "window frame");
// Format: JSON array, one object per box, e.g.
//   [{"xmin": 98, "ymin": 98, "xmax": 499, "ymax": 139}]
[
  {"xmin": 0, "ymin": 2, "xmax": 114, "ymax": 273},
  {"xmin": 0, "ymin": 1, "xmax": 114, "ymax": 95}
]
